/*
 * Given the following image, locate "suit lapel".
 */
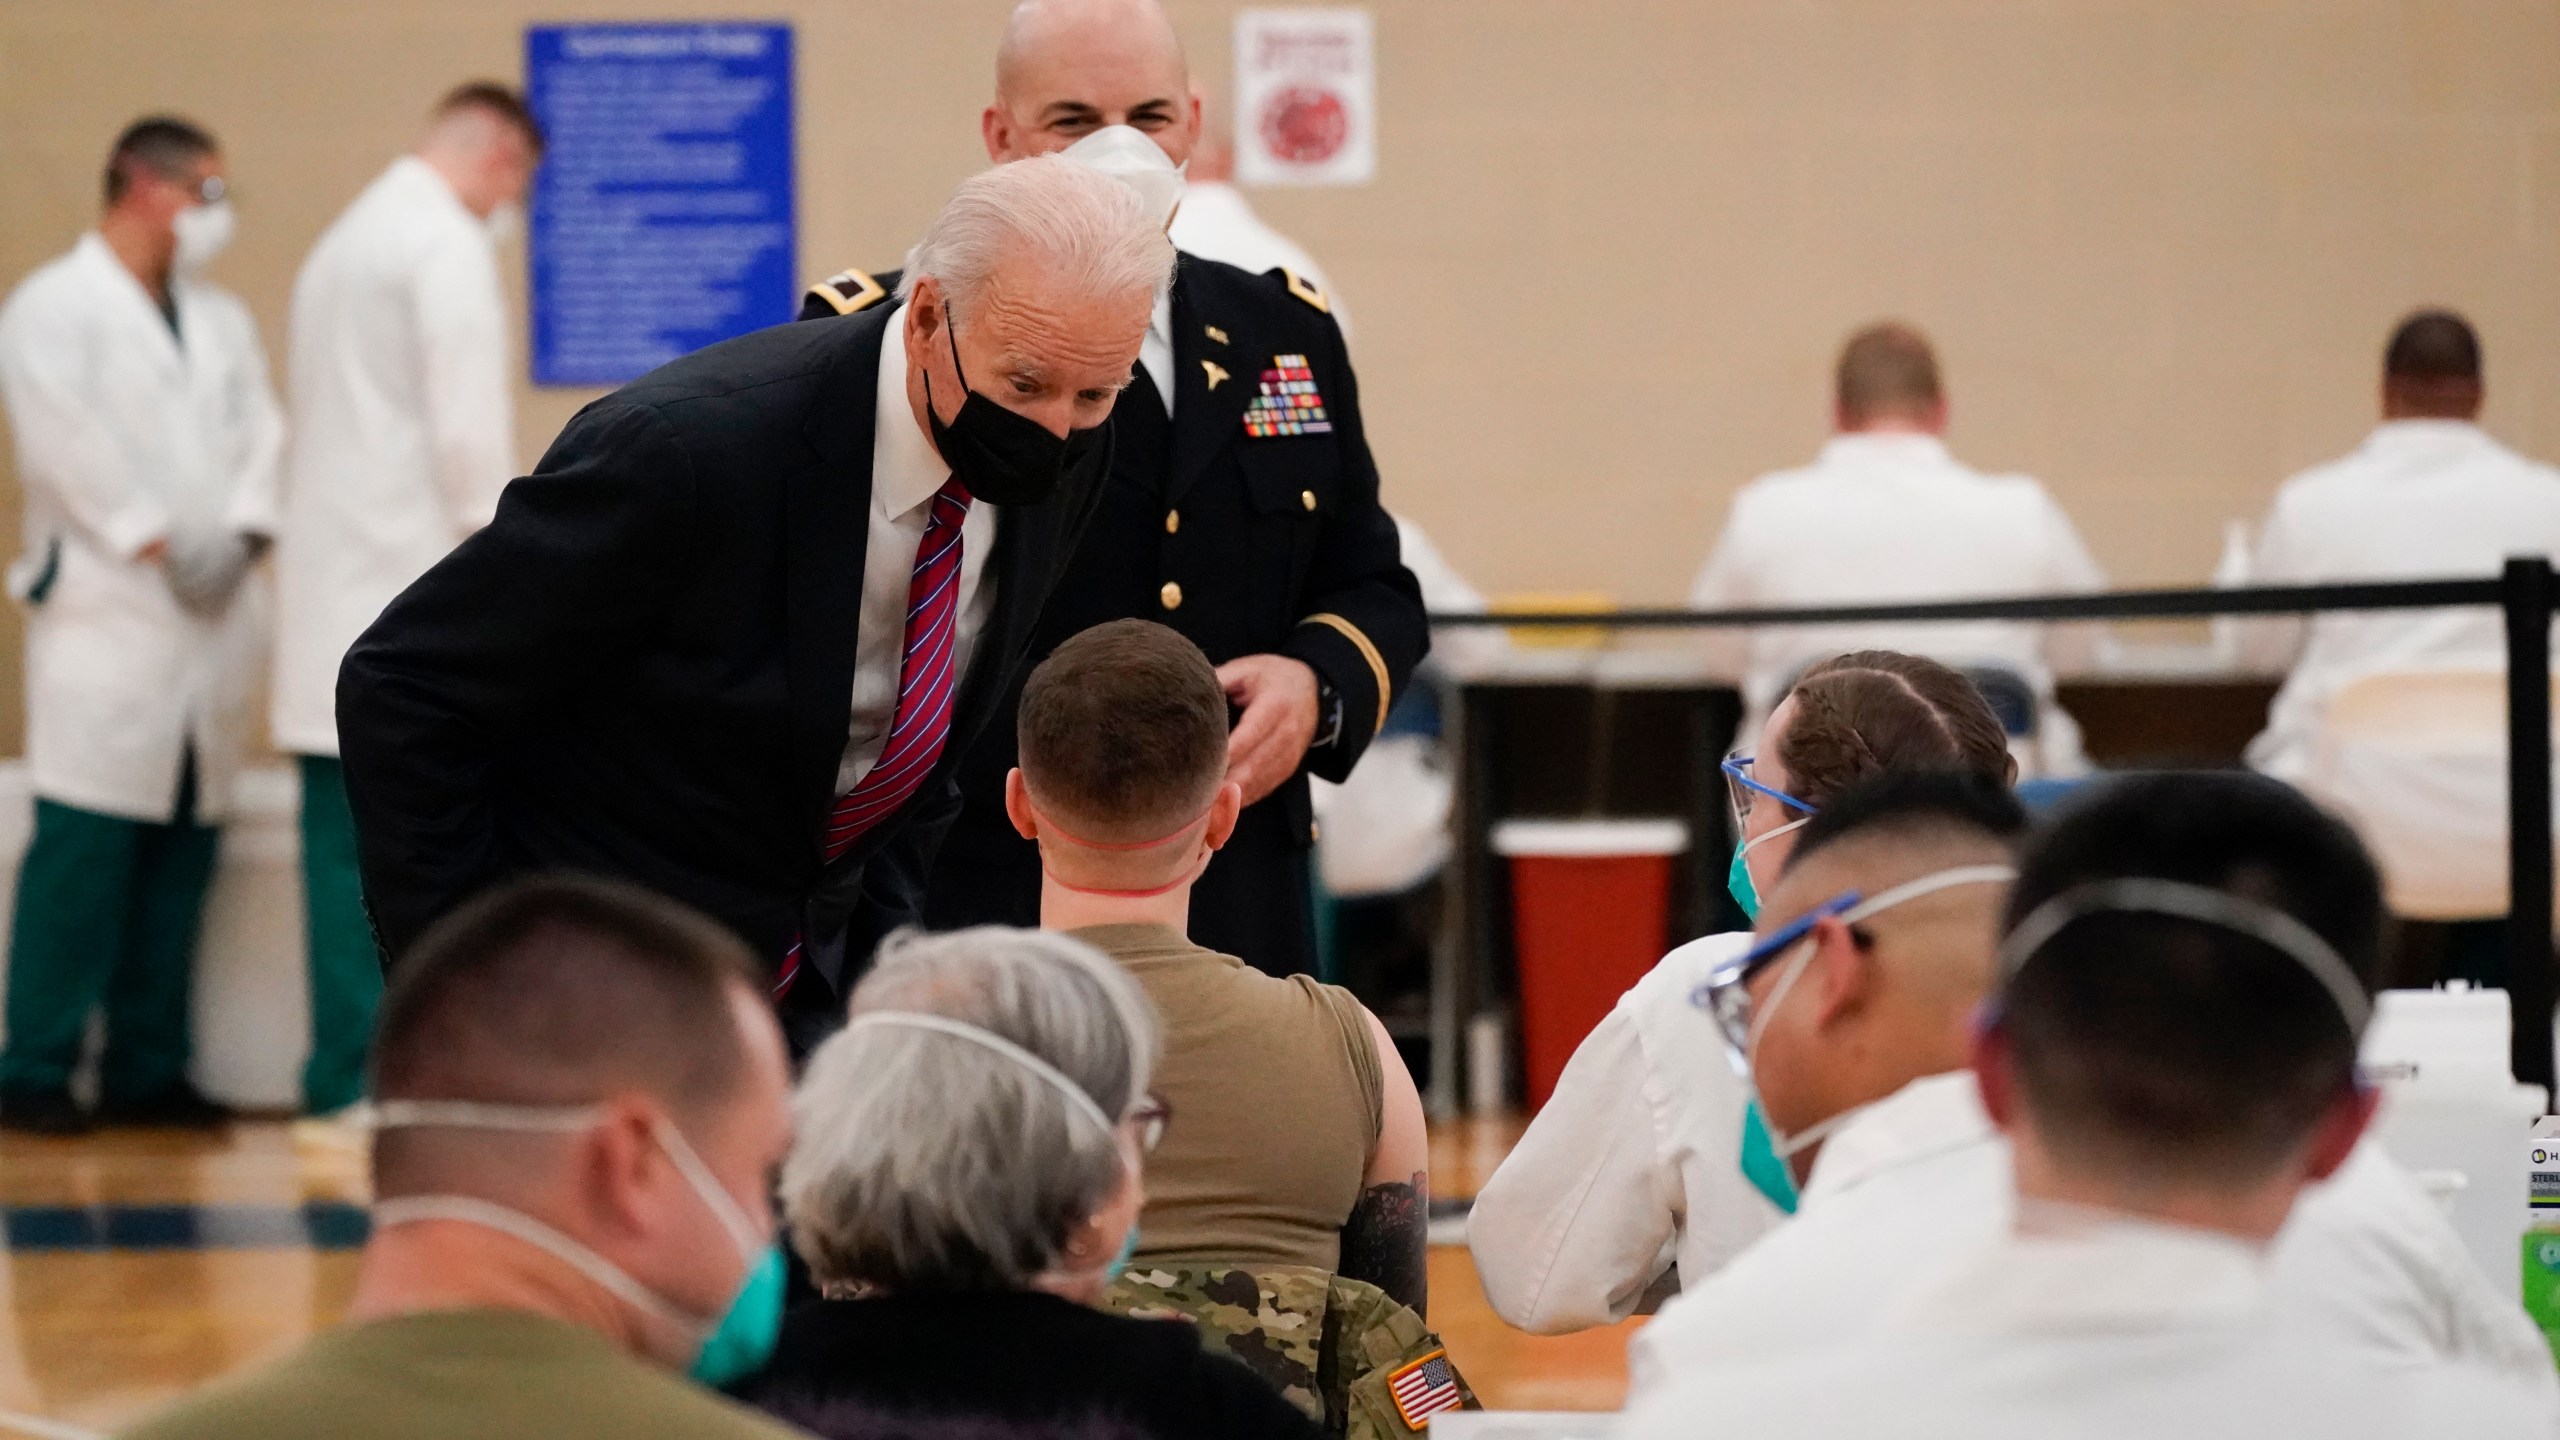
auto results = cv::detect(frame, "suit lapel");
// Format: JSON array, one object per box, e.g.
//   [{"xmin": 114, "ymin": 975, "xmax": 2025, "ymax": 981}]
[
  {"xmin": 785, "ymin": 306, "xmax": 891, "ymax": 845},
  {"xmin": 1166, "ymin": 259, "xmax": 1255, "ymax": 507}
]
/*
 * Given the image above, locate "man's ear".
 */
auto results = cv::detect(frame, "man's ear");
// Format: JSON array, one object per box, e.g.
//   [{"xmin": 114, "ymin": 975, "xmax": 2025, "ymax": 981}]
[
  {"xmin": 582, "ymin": 1094, "xmax": 668, "ymax": 1240},
  {"xmin": 1005, "ymin": 768, "xmax": 1039, "ymax": 842},
  {"xmin": 980, "ymin": 104, "xmax": 1010, "ymax": 163},
  {"xmin": 2303, "ymin": 1083, "xmax": 2382, "ymax": 1184},
  {"xmin": 1805, "ymin": 915, "xmax": 1879, "ymax": 1031},
  {"xmin": 1204, "ymin": 780, "xmax": 1243, "ymax": 851},
  {"xmin": 1970, "ymin": 1016, "xmax": 2017, "ymax": 1132}
]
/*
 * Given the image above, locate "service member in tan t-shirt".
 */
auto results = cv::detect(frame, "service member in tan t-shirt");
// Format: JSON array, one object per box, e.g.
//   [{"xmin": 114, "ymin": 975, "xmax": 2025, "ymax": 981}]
[{"xmin": 1005, "ymin": 619, "xmax": 1431, "ymax": 1316}]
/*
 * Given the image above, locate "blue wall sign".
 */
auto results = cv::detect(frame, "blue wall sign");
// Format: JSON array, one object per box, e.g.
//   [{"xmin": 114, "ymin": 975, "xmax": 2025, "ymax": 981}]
[{"xmin": 525, "ymin": 21, "xmax": 796, "ymax": 387}]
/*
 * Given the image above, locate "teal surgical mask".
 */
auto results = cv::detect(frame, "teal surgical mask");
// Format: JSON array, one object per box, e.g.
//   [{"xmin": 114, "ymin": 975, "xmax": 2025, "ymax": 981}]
[
  {"xmin": 1738, "ymin": 1098, "xmax": 1801, "ymax": 1213},
  {"xmin": 1725, "ymin": 816, "xmax": 1811, "ymax": 920},
  {"xmin": 368, "ymin": 1101, "xmax": 783, "ymax": 1386}
]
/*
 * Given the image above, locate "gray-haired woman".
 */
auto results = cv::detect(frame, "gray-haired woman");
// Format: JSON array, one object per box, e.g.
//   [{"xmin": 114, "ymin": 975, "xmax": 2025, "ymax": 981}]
[{"xmin": 734, "ymin": 927, "xmax": 1320, "ymax": 1440}]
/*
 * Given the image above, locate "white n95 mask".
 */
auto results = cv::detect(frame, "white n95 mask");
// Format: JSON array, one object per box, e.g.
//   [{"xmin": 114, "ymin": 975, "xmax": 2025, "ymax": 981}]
[
  {"xmin": 1059, "ymin": 125, "xmax": 1187, "ymax": 229},
  {"xmin": 172, "ymin": 199, "xmax": 235, "ymax": 274}
]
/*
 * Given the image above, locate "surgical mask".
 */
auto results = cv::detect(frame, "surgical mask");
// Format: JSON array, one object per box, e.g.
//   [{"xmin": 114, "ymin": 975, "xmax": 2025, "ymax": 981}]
[
  {"xmin": 847, "ymin": 1011, "xmax": 1144, "ymax": 1285},
  {"xmin": 1725, "ymin": 817, "xmax": 1810, "ymax": 920},
  {"xmin": 922, "ymin": 312, "xmax": 1110, "ymax": 507},
  {"xmin": 171, "ymin": 199, "xmax": 235, "ymax": 274},
  {"xmin": 367, "ymin": 1100, "xmax": 784, "ymax": 1386},
  {"xmin": 1059, "ymin": 124, "xmax": 1188, "ymax": 229},
  {"xmin": 1699, "ymin": 864, "xmax": 2020, "ymax": 1196},
  {"xmin": 484, "ymin": 201, "xmax": 523, "ymax": 246}
]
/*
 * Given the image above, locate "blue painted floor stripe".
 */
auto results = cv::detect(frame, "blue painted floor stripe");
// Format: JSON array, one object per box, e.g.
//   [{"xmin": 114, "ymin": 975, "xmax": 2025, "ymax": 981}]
[{"xmin": 3, "ymin": 1202, "xmax": 370, "ymax": 1252}]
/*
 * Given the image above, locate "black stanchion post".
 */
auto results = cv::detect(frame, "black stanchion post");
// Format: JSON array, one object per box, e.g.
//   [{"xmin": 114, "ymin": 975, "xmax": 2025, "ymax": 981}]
[{"xmin": 2503, "ymin": 556, "xmax": 2556, "ymax": 1097}]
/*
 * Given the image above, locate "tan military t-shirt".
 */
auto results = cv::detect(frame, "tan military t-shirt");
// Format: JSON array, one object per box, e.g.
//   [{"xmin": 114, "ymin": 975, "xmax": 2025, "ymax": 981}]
[
  {"xmin": 1074, "ymin": 922, "xmax": 1385, "ymax": 1271},
  {"xmin": 117, "ymin": 1309, "xmax": 807, "ymax": 1440}
]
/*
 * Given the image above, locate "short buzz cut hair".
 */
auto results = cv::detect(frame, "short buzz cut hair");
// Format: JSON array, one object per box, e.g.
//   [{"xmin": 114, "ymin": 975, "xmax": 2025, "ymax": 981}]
[
  {"xmin": 1018, "ymin": 619, "xmax": 1227, "ymax": 830},
  {"xmin": 899, "ymin": 153, "xmax": 1176, "ymax": 325},
  {"xmin": 2384, "ymin": 308, "xmax": 2481, "ymax": 385},
  {"xmin": 1835, "ymin": 321, "xmax": 1943, "ymax": 426},
  {"xmin": 103, "ymin": 115, "xmax": 218, "ymax": 206},
  {"xmin": 369, "ymin": 875, "xmax": 762, "ymax": 1192},
  {"xmin": 433, "ymin": 80, "xmax": 546, "ymax": 157},
  {"xmin": 1785, "ymin": 769, "xmax": 2026, "ymax": 877},
  {"xmin": 1999, "ymin": 772, "xmax": 2381, "ymax": 1190}
]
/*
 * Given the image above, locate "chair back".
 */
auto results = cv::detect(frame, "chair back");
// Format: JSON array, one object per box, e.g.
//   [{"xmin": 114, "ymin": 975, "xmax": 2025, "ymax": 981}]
[{"xmin": 2306, "ymin": 666, "xmax": 2559, "ymax": 920}]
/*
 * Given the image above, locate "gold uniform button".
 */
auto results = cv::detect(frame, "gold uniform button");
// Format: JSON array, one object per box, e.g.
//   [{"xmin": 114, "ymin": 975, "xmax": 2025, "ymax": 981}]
[
  {"xmin": 1310, "ymin": 821, "xmax": 1322, "ymax": 843},
  {"xmin": 1165, "ymin": 509, "xmax": 1180, "ymax": 534},
  {"xmin": 1300, "ymin": 489, "xmax": 1317, "ymax": 511},
  {"xmin": 1160, "ymin": 581, "xmax": 1183, "ymax": 610}
]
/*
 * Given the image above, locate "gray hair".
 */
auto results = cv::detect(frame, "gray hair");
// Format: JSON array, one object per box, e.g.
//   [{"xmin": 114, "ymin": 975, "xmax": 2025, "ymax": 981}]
[
  {"xmin": 783, "ymin": 926, "xmax": 1160, "ymax": 1293},
  {"xmin": 897, "ymin": 154, "xmax": 1174, "ymax": 323}
]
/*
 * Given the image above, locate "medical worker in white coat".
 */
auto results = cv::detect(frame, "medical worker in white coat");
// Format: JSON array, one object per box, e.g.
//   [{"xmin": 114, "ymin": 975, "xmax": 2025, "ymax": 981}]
[
  {"xmin": 1466, "ymin": 651, "xmax": 2015, "ymax": 1332},
  {"xmin": 1627, "ymin": 771, "xmax": 2555, "ymax": 1439},
  {"xmin": 270, "ymin": 84, "xmax": 539, "ymax": 1117},
  {"xmin": 1166, "ymin": 102, "xmax": 1351, "ymax": 343},
  {"xmin": 1688, "ymin": 322, "xmax": 2106, "ymax": 775},
  {"xmin": 0, "ymin": 117, "xmax": 281, "ymax": 1136},
  {"xmin": 2240, "ymin": 314, "xmax": 2560, "ymax": 974}
]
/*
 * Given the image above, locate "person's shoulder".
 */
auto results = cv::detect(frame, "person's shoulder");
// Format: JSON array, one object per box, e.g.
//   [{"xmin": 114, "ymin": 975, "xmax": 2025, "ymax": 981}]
[
  {"xmin": 1, "ymin": 245, "xmax": 94, "ymax": 321},
  {"xmin": 799, "ymin": 265, "xmax": 901, "ymax": 320},
  {"xmin": 1633, "ymin": 930, "xmax": 1752, "ymax": 1001},
  {"xmin": 1182, "ymin": 256, "xmax": 1340, "ymax": 339},
  {"xmin": 611, "ymin": 303, "xmax": 890, "ymax": 423}
]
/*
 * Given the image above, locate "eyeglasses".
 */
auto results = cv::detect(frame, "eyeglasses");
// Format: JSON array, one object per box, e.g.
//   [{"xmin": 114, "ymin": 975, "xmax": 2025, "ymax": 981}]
[
  {"xmin": 1128, "ymin": 1094, "xmax": 1173, "ymax": 1153},
  {"xmin": 1722, "ymin": 751, "xmax": 1817, "ymax": 825},
  {"xmin": 1692, "ymin": 891, "xmax": 1863, "ymax": 1066},
  {"xmin": 190, "ymin": 175, "xmax": 227, "ymax": 205}
]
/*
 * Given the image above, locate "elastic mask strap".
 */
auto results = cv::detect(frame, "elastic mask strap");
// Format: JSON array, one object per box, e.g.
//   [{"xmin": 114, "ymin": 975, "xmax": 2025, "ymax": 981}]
[
  {"xmin": 372, "ymin": 1194, "xmax": 708, "ymax": 1342},
  {"xmin": 648, "ymin": 1118, "xmax": 763, "ymax": 1262},
  {"xmin": 365, "ymin": 1100, "xmax": 607, "ymax": 1133},
  {"xmin": 1041, "ymin": 851, "xmax": 1212, "ymax": 899},
  {"xmin": 1739, "ymin": 815, "xmax": 1809, "ymax": 859},
  {"xmin": 1841, "ymin": 865, "xmax": 2019, "ymax": 925},
  {"xmin": 1999, "ymin": 878, "xmax": 2372, "ymax": 1036},
  {"xmin": 1028, "ymin": 796, "xmax": 1217, "ymax": 898},
  {"xmin": 846, "ymin": 1012, "xmax": 1121, "ymax": 1138}
]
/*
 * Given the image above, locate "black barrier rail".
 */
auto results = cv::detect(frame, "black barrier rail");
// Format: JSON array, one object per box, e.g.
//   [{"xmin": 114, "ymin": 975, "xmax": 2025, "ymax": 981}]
[{"xmin": 1424, "ymin": 557, "xmax": 2560, "ymax": 1096}]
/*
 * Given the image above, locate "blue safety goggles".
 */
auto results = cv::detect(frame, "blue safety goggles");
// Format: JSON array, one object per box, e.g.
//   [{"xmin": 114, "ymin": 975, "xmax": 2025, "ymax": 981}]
[
  {"xmin": 1692, "ymin": 890, "xmax": 1864, "ymax": 1066},
  {"xmin": 1722, "ymin": 752, "xmax": 1818, "ymax": 823}
]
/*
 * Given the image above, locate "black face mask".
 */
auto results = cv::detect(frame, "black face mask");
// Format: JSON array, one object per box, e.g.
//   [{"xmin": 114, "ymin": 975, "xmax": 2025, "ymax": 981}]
[{"xmin": 922, "ymin": 311, "xmax": 1110, "ymax": 507}]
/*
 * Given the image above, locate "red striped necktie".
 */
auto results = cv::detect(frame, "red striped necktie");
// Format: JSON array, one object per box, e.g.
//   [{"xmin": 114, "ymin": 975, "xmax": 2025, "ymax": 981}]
[{"xmin": 775, "ymin": 477, "xmax": 973, "ymax": 996}]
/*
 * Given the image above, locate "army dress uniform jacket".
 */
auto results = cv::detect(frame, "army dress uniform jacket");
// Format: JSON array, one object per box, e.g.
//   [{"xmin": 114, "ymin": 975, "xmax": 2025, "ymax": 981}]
[
  {"xmin": 798, "ymin": 255, "xmax": 1426, "ymax": 976},
  {"xmin": 338, "ymin": 306, "xmax": 1107, "ymax": 1024}
]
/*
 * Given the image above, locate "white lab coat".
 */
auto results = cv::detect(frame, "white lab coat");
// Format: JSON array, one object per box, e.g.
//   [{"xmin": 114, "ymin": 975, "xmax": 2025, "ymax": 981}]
[
  {"xmin": 1167, "ymin": 180, "xmax": 1352, "ymax": 341},
  {"xmin": 1465, "ymin": 931, "xmax": 1782, "ymax": 1333},
  {"xmin": 270, "ymin": 157, "xmax": 514, "ymax": 756},
  {"xmin": 1688, "ymin": 433, "xmax": 2106, "ymax": 770},
  {"xmin": 2243, "ymin": 420, "xmax": 2560, "ymax": 780},
  {"xmin": 1621, "ymin": 1208, "xmax": 2555, "ymax": 1440},
  {"xmin": 1628, "ymin": 1071, "xmax": 2556, "ymax": 1400},
  {"xmin": 0, "ymin": 234, "xmax": 281, "ymax": 823}
]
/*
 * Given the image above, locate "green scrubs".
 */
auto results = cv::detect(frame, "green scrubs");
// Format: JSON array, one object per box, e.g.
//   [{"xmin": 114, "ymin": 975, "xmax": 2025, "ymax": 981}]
[{"xmin": 295, "ymin": 754, "xmax": 380, "ymax": 1114}]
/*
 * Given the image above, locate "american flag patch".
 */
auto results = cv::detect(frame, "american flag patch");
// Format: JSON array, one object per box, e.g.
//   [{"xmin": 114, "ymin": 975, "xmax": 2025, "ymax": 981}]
[{"xmin": 1386, "ymin": 1350, "xmax": 1463, "ymax": 1430}]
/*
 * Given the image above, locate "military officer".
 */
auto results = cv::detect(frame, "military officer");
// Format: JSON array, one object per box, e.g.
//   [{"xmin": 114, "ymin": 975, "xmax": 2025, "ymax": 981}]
[{"xmin": 802, "ymin": 0, "xmax": 1423, "ymax": 977}]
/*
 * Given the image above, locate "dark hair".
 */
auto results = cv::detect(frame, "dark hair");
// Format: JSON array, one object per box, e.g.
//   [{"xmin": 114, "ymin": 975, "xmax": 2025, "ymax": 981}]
[
  {"xmin": 435, "ymin": 80, "xmax": 546, "ymax": 157},
  {"xmin": 1777, "ymin": 651, "xmax": 2013, "ymax": 809},
  {"xmin": 1788, "ymin": 769, "xmax": 2026, "ymax": 874},
  {"xmin": 103, "ymin": 115, "xmax": 218, "ymax": 206},
  {"xmin": 1998, "ymin": 772, "xmax": 2381, "ymax": 1187},
  {"xmin": 370, "ymin": 875, "xmax": 762, "ymax": 1190},
  {"xmin": 2385, "ymin": 308, "xmax": 2481, "ymax": 384},
  {"xmin": 1018, "ymin": 619, "xmax": 1227, "ymax": 829},
  {"xmin": 1835, "ymin": 321, "xmax": 1942, "ymax": 425}
]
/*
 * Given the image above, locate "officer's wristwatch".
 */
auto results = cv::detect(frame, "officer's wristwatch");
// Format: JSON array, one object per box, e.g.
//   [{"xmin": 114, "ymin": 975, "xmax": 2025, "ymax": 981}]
[{"xmin": 1312, "ymin": 673, "xmax": 1346, "ymax": 752}]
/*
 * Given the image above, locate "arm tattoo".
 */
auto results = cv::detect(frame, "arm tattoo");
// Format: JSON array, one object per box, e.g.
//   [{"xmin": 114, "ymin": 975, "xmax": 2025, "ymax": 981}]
[{"xmin": 1339, "ymin": 1171, "xmax": 1429, "ymax": 1318}]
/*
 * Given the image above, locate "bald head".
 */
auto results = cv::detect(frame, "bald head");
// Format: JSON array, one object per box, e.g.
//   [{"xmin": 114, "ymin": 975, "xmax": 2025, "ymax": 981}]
[
  {"xmin": 1834, "ymin": 321, "xmax": 1947, "ymax": 434},
  {"xmin": 986, "ymin": 0, "xmax": 1200, "ymax": 168}
]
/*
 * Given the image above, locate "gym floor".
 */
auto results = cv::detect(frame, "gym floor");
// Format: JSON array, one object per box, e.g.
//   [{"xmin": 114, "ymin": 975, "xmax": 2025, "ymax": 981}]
[{"xmin": 0, "ymin": 1117, "xmax": 1633, "ymax": 1434}]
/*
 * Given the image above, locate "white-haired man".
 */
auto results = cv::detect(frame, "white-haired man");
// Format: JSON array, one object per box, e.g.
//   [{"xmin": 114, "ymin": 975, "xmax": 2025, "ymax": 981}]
[
  {"xmin": 801, "ymin": 0, "xmax": 1426, "ymax": 981},
  {"xmin": 340, "ymin": 157, "xmax": 1173, "ymax": 1048}
]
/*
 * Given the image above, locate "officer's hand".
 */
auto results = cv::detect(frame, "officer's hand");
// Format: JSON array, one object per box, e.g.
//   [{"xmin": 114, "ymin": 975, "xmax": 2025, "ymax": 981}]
[{"xmin": 1216, "ymin": 654, "xmax": 1319, "ymax": 807}]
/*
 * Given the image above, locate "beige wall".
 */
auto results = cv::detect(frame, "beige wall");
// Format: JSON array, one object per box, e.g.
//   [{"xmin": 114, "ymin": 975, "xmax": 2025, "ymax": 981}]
[{"xmin": 2, "ymin": 0, "xmax": 2557, "ymax": 754}]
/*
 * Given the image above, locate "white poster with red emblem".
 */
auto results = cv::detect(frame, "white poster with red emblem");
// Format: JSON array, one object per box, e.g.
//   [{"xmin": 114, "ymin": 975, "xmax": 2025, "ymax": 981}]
[{"xmin": 1233, "ymin": 8, "xmax": 1375, "ymax": 187}]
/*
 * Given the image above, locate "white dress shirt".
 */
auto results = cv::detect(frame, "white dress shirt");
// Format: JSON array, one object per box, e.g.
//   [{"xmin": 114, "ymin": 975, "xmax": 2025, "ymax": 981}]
[
  {"xmin": 2244, "ymin": 419, "xmax": 2560, "ymax": 779},
  {"xmin": 1167, "ymin": 181, "xmax": 1352, "ymax": 341},
  {"xmin": 1627, "ymin": 1070, "xmax": 2557, "ymax": 1401},
  {"xmin": 1688, "ymin": 432, "xmax": 2106, "ymax": 768},
  {"xmin": 1138, "ymin": 285, "xmax": 1175, "ymax": 419},
  {"xmin": 838, "ymin": 315, "xmax": 998, "ymax": 794},
  {"xmin": 1465, "ymin": 931, "xmax": 1783, "ymax": 1334},
  {"xmin": 271, "ymin": 157, "xmax": 515, "ymax": 755},
  {"xmin": 1623, "ymin": 1208, "xmax": 2555, "ymax": 1440}
]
